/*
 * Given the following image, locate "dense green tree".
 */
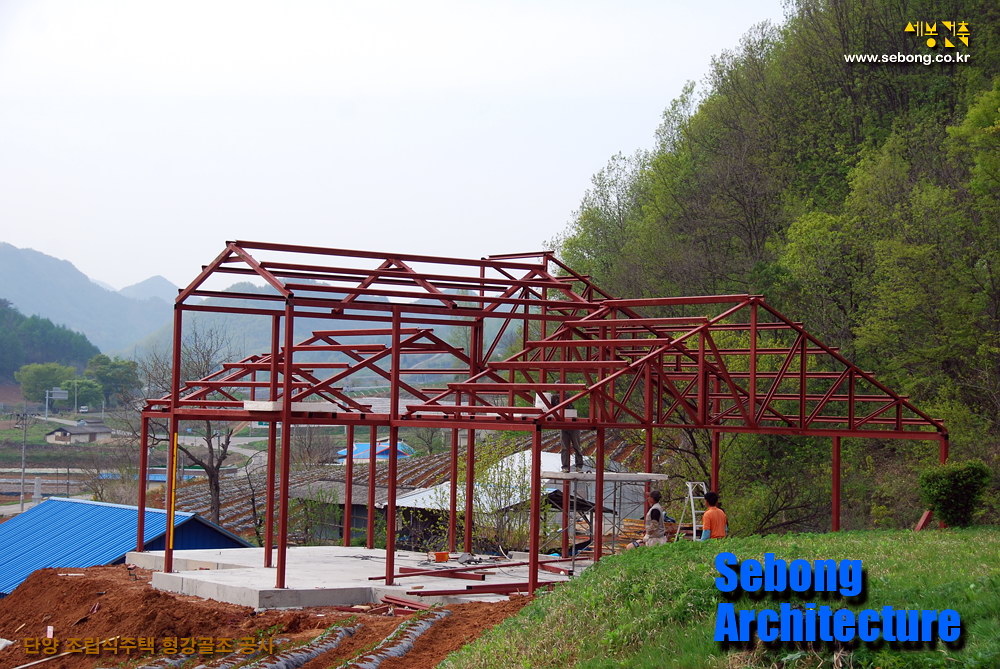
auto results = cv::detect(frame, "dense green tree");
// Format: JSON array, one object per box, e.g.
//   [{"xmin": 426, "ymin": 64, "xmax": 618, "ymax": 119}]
[
  {"xmin": 14, "ymin": 362, "xmax": 76, "ymax": 402},
  {"xmin": 85, "ymin": 354, "xmax": 140, "ymax": 405},
  {"xmin": 61, "ymin": 377, "xmax": 104, "ymax": 409}
]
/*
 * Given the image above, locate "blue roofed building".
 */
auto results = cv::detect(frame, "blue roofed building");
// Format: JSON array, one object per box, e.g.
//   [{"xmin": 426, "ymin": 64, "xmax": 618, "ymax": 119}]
[
  {"xmin": 336, "ymin": 440, "xmax": 414, "ymax": 463},
  {"xmin": 0, "ymin": 497, "xmax": 251, "ymax": 597}
]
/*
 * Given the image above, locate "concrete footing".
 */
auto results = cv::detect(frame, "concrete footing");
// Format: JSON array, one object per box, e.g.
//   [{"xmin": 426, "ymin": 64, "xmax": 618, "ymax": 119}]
[{"xmin": 127, "ymin": 546, "xmax": 578, "ymax": 609}]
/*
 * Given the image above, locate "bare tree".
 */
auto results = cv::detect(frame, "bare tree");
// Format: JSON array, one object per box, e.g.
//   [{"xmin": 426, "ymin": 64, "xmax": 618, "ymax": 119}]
[
  {"xmin": 136, "ymin": 325, "xmax": 238, "ymax": 524},
  {"xmin": 406, "ymin": 427, "xmax": 441, "ymax": 456}
]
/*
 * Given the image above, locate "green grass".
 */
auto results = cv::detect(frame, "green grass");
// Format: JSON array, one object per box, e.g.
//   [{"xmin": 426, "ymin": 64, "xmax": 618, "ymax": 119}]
[
  {"xmin": 0, "ymin": 438, "xmax": 124, "ymax": 468},
  {"xmin": 0, "ymin": 421, "xmax": 56, "ymax": 447},
  {"xmin": 442, "ymin": 528, "xmax": 1000, "ymax": 668}
]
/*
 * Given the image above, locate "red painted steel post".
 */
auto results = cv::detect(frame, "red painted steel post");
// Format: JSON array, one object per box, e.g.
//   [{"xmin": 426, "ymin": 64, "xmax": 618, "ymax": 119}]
[
  {"xmin": 644, "ymin": 364, "xmax": 653, "ymax": 501},
  {"xmin": 832, "ymin": 436, "xmax": 841, "ymax": 532},
  {"xmin": 343, "ymin": 424, "xmax": 354, "ymax": 546},
  {"xmin": 594, "ymin": 428, "xmax": 605, "ymax": 561},
  {"xmin": 264, "ymin": 421, "xmax": 277, "ymax": 567},
  {"xmin": 164, "ymin": 305, "xmax": 183, "ymax": 574},
  {"xmin": 386, "ymin": 307, "xmax": 401, "ymax": 585},
  {"xmin": 464, "ymin": 428, "xmax": 475, "ymax": 553},
  {"xmin": 644, "ymin": 420, "xmax": 654, "ymax": 504},
  {"xmin": 164, "ymin": 420, "xmax": 179, "ymax": 573},
  {"xmin": 749, "ymin": 300, "xmax": 758, "ymax": 425},
  {"xmin": 136, "ymin": 415, "xmax": 148, "ymax": 552},
  {"xmin": 448, "ymin": 428, "xmax": 458, "ymax": 552},
  {"xmin": 265, "ymin": 314, "xmax": 279, "ymax": 567},
  {"xmin": 939, "ymin": 434, "xmax": 949, "ymax": 529},
  {"xmin": 528, "ymin": 427, "xmax": 542, "ymax": 594},
  {"xmin": 276, "ymin": 303, "xmax": 294, "ymax": 589},
  {"xmin": 367, "ymin": 425, "xmax": 377, "ymax": 549},
  {"xmin": 710, "ymin": 431, "xmax": 720, "ymax": 493},
  {"xmin": 697, "ymin": 332, "xmax": 707, "ymax": 426},
  {"xmin": 386, "ymin": 426, "xmax": 399, "ymax": 584},
  {"xmin": 799, "ymin": 336, "xmax": 807, "ymax": 427}
]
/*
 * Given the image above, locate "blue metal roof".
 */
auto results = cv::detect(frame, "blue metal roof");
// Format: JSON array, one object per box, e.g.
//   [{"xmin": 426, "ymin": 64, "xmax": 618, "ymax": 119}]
[
  {"xmin": 336, "ymin": 441, "xmax": 414, "ymax": 460},
  {"xmin": 0, "ymin": 498, "xmax": 250, "ymax": 596}
]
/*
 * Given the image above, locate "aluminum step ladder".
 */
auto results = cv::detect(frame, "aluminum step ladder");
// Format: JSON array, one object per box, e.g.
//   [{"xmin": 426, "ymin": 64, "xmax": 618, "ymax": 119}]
[{"xmin": 674, "ymin": 481, "xmax": 708, "ymax": 541}]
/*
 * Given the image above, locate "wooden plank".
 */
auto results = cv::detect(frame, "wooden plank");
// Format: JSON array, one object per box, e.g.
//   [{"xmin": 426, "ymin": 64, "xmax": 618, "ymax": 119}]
[{"xmin": 398, "ymin": 566, "xmax": 486, "ymax": 581}]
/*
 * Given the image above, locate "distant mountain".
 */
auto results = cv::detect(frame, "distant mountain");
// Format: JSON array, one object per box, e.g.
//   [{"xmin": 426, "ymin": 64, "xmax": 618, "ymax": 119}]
[
  {"xmin": 0, "ymin": 243, "xmax": 169, "ymax": 353},
  {"xmin": 0, "ymin": 245, "xmax": 510, "ymax": 376},
  {"xmin": 119, "ymin": 275, "xmax": 178, "ymax": 303}
]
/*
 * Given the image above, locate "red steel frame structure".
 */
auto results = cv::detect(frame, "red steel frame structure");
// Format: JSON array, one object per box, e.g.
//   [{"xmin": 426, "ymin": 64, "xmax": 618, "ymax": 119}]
[{"xmin": 136, "ymin": 241, "xmax": 947, "ymax": 594}]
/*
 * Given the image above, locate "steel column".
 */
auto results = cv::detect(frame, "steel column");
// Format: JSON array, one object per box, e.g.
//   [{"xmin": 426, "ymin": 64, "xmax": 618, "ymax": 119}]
[
  {"xmin": 448, "ymin": 428, "xmax": 458, "ymax": 552},
  {"xmin": 594, "ymin": 427, "xmax": 605, "ymax": 561},
  {"xmin": 367, "ymin": 425, "xmax": 377, "ymax": 549},
  {"xmin": 136, "ymin": 416, "xmax": 149, "ymax": 552},
  {"xmin": 939, "ymin": 433, "xmax": 949, "ymax": 529},
  {"xmin": 464, "ymin": 429, "xmax": 476, "ymax": 553},
  {"xmin": 832, "ymin": 436, "xmax": 841, "ymax": 532},
  {"xmin": 275, "ymin": 303, "xmax": 294, "ymax": 589},
  {"xmin": 264, "ymin": 421, "xmax": 277, "ymax": 566},
  {"xmin": 386, "ymin": 307, "xmax": 401, "ymax": 585},
  {"xmin": 264, "ymin": 313, "xmax": 280, "ymax": 567},
  {"xmin": 528, "ymin": 427, "xmax": 542, "ymax": 594},
  {"xmin": 164, "ymin": 305, "xmax": 183, "ymax": 574},
  {"xmin": 386, "ymin": 426, "xmax": 399, "ymax": 583},
  {"xmin": 710, "ymin": 431, "xmax": 720, "ymax": 492},
  {"xmin": 343, "ymin": 424, "xmax": 354, "ymax": 546},
  {"xmin": 749, "ymin": 300, "xmax": 757, "ymax": 426}
]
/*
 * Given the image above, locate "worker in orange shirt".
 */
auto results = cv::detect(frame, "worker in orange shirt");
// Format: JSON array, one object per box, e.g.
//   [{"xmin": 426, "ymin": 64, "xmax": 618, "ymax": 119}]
[{"xmin": 700, "ymin": 491, "xmax": 728, "ymax": 540}]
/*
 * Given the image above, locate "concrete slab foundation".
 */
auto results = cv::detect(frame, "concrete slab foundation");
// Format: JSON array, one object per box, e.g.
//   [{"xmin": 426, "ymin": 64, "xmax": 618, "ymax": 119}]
[{"xmin": 127, "ymin": 546, "xmax": 584, "ymax": 609}]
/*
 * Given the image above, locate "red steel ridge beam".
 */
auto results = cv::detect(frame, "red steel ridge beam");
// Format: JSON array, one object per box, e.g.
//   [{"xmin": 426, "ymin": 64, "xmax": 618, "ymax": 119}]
[
  {"xmin": 233, "ymin": 240, "xmax": 545, "ymax": 271},
  {"xmin": 284, "ymin": 281, "xmax": 599, "ymax": 310},
  {"xmin": 600, "ymin": 295, "xmax": 750, "ymax": 307},
  {"xmin": 256, "ymin": 261, "xmax": 573, "ymax": 290}
]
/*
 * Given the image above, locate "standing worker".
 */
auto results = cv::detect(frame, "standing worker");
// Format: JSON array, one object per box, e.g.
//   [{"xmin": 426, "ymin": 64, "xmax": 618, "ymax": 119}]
[
  {"xmin": 700, "ymin": 491, "xmax": 728, "ymax": 540},
  {"xmin": 540, "ymin": 392, "xmax": 585, "ymax": 473},
  {"xmin": 625, "ymin": 490, "xmax": 671, "ymax": 548}
]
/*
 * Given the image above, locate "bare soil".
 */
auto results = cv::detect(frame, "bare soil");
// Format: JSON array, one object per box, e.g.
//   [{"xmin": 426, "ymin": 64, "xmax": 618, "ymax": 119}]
[
  {"xmin": 0, "ymin": 566, "xmax": 531, "ymax": 669},
  {"xmin": 0, "ymin": 385, "xmax": 24, "ymax": 406}
]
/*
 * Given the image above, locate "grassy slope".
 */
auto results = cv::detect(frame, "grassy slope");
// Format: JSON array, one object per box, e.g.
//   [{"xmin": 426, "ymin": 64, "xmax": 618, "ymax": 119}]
[{"xmin": 442, "ymin": 529, "xmax": 1000, "ymax": 668}]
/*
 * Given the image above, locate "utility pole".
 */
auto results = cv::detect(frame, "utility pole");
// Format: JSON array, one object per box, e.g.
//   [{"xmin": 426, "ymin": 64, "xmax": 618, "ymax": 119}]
[
  {"xmin": 8, "ymin": 405, "xmax": 39, "ymax": 513},
  {"xmin": 20, "ymin": 406, "xmax": 28, "ymax": 512}
]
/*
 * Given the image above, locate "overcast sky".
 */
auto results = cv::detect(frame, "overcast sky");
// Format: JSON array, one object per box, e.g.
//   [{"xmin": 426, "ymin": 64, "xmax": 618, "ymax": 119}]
[{"xmin": 0, "ymin": 0, "xmax": 786, "ymax": 290}]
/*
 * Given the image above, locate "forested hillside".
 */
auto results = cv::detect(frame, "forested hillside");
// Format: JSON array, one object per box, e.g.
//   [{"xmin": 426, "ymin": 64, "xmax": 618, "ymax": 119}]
[
  {"xmin": 0, "ymin": 300, "xmax": 99, "ymax": 380},
  {"xmin": 557, "ymin": 0, "xmax": 999, "ymax": 531}
]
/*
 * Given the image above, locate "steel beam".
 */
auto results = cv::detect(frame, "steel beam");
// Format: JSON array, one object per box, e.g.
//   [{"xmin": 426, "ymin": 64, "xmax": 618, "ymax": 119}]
[{"xmin": 832, "ymin": 436, "xmax": 841, "ymax": 532}]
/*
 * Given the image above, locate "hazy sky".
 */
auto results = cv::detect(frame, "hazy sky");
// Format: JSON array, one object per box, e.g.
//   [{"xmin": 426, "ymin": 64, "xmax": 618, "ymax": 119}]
[{"xmin": 0, "ymin": 0, "xmax": 786, "ymax": 290}]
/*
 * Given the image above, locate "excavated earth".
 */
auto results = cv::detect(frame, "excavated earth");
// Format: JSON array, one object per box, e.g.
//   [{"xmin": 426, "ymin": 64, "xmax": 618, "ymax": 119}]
[{"xmin": 0, "ymin": 566, "xmax": 532, "ymax": 669}]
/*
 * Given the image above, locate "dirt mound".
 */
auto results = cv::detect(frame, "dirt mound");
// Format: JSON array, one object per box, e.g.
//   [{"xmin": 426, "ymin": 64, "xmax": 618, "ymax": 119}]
[
  {"xmin": 0, "ymin": 566, "xmax": 533, "ymax": 669},
  {"xmin": 0, "ymin": 566, "xmax": 351, "ymax": 669}
]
